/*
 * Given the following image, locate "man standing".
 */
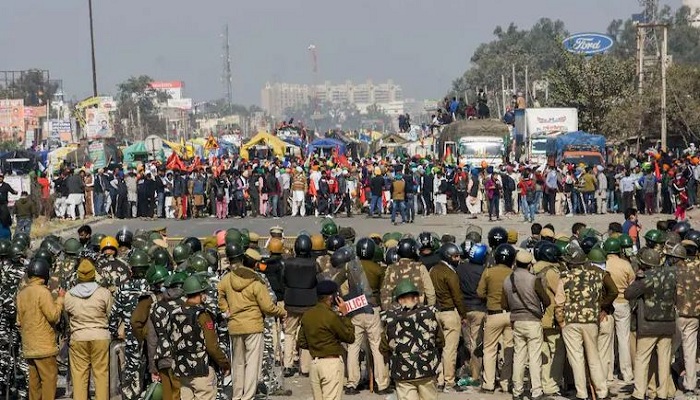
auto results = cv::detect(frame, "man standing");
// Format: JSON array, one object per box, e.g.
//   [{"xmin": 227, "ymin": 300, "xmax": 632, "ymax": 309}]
[
  {"xmin": 291, "ymin": 167, "xmax": 307, "ymax": 217},
  {"xmin": 65, "ymin": 168, "xmax": 85, "ymax": 220},
  {"xmin": 391, "ymin": 172, "xmax": 407, "ymax": 225},
  {"xmin": 64, "ymin": 259, "xmax": 112, "ymax": 400},
  {"xmin": 676, "ymin": 239, "xmax": 700, "ymax": 395},
  {"xmin": 16, "ymin": 258, "xmax": 65, "ymax": 400},
  {"xmin": 554, "ymin": 244, "xmax": 616, "ymax": 400},
  {"xmin": 369, "ymin": 167, "xmax": 384, "ymax": 217},
  {"xmin": 298, "ymin": 280, "xmax": 355, "ymax": 400},
  {"xmin": 218, "ymin": 249, "xmax": 286, "ymax": 400},
  {"xmin": 502, "ymin": 251, "xmax": 550, "ymax": 400},
  {"xmin": 172, "ymin": 276, "xmax": 231, "ymax": 400},
  {"xmin": 14, "ymin": 191, "xmax": 36, "ymax": 235},
  {"xmin": 380, "ymin": 238, "xmax": 436, "ymax": 310},
  {"xmin": 477, "ymin": 243, "xmax": 516, "ymax": 393},
  {"xmin": 381, "ymin": 280, "xmax": 443, "ymax": 400},
  {"xmin": 429, "ymin": 243, "xmax": 467, "ymax": 392},
  {"xmin": 456, "ymin": 243, "xmax": 488, "ymax": 384},
  {"xmin": 596, "ymin": 166, "xmax": 608, "ymax": 214}
]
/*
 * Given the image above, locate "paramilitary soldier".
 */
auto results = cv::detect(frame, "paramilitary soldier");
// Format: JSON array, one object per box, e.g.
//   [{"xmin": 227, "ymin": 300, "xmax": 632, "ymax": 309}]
[
  {"xmin": 172, "ymin": 276, "xmax": 230, "ymax": 400},
  {"xmin": 281, "ymin": 234, "xmax": 317, "ymax": 377},
  {"xmin": 298, "ymin": 280, "xmax": 355, "ymax": 400},
  {"xmin": 380, "ymin": 238, "xmax": 436, "ymax": 310},
  {"xmin": 109, "ymin": 249, "xmax": 151, "ymax": 400},
  {"xmin": 97, "ymin": 236, "xmax": 130, "ymax": 290},
  {"xmin": 381, "ymin": 280, "xmax": 444, "ymax": 400}
]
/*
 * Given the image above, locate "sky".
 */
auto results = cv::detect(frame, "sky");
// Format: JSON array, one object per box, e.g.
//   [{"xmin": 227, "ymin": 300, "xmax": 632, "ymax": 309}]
[{"xmin": 1, "ymin": 0, "xmax": 678, "ymax": 106}]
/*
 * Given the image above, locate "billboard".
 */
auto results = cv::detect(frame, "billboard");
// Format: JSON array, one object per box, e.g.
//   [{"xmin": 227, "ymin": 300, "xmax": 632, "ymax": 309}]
[
  {"xmin": 525, "ymin": 108, "xmax": 579, "ymax": 137},
  {"xmin": 167, "ymin": 98, "xmax": 193, "ymax": 110},
  {"xmin": 49, "ymin": 119, "xmax": 73, "ymax": 141},
  {"xmin": 0, "ymin": 99, "xmax": 24, "ymax": 137},
  {"xmin": 85, "ymin": 108, "xmax": 112, "ymax": 139},
  {"xmin": 149, "ymin": 81, "xmax": 184, "ymax": 100},
  {"xmin": 563, "ymin": 33, "xmax": 614, "ymax": 55}
]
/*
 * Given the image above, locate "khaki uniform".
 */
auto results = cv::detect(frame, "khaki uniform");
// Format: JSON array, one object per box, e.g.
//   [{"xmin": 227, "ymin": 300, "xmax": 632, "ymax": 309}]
[
  {"xmin": 380, "ymin": 258, "xmax": 435, "ymax": 310},
  {"xmin": 476, "ymin": 264, "xmax": 513, "ymax": 392},
  {"xmin": 298, "ymin": 302, "xmax": 355, "ymax": 400},
  {"xmin": 606, "ymin": 254, "xmax": 636, "ymax": 383},
  {"xmin": 532, "ymin": 261, "xmax": 564, "ymax": 395}
]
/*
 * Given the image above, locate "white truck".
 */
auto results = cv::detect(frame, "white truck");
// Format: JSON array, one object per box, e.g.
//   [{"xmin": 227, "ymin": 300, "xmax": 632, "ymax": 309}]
[
  {"xmin": 438, "ymin": 119, "xmax": 509, "ymax": 167},
  {"xmin": 513, "ymin": 108, "xmax": 579, "ymax": 164}
]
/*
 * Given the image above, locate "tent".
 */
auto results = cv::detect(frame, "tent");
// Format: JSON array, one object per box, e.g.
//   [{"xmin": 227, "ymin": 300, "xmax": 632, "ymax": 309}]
[
  {"xmin": 122, "ymin": 141, "xmax": 149, "ymax": 166},
  {"xmin": 240, "ymin": 131, "xmax": 288, "ymax": 160},
  {"xmin": 307, "ymin": 138, "xmax": 347, "ymax": 157}
]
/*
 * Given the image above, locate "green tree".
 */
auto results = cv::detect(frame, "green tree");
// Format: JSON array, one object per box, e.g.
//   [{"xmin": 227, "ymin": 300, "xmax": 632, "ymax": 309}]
[
  {"xmin": 115, "ymin": 75, "xmax": 169, "ymax": 139},
  {"xmin": 0, "ymin": 69, "xmax": 58, "ymax": 106}
]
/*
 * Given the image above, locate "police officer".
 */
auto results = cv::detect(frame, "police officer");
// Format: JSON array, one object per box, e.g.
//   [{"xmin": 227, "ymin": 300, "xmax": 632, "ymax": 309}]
[
  {"xmin": 56, "ymin": 238, "xmax": 82, "ymax": 288},
  {"xmin": 148, "ymin": 271, "xmax": 188, "ymax": 400},
  {"xmin": 96, "ymin": 236, "xmax": 130, "ymax": 290},
  {"xmin": 298, "ymin": 280, "xmax": 355, "ymax": 400},
  {"xmin": 281, "ymin": 234, "xmax": 316, "ymax": 378},
  {"xmin": 477, "ymin": 243, "xmax": 515, "ymax": 393},
  {"xmin": 456, "ymin": 242, "xmax": 488, "ymax": 385},
  {"xmin": 554, "ymin": 243, "xmax": 617, "ymax": 400},
  {"xmin": 677, "ymin": 235, "xmax": 700, "ymax": 395},
  {"xmin": 380, "ymin": 280, "xmax": 443, "ymax": 400},
  {"xmin": 172, "ymin": 244, "xmax": 192, "ymax": 271},
  {"xmin": 380, "ymin": 238, "xmax": 436, "ymax": 310},
  {"xmin": 1, "ymin": 242, "xmax": 28, "ymax": 398},
  {"xmin": 116, "ymin": 228, "xmax": 134, "ymax": 260},
  {"xmin": 109, "ymin": 249, "xmax": 151, "ymax": 400},
  {"xmin": 418, "ymin": 232, "xmax": 441, "ymax": 270},
  {"xmin": 317, "ymin": 235, "xmax": 345, "ymax": 281},
  {"xmin": 172, "ymin": 276, "xmax": 230, "ymax": 400},
  {"xmin": 531, "ymin": 242, "xmax": 565, "ymax": 396},
  {"xmin": 131, "ymin": 265, "xmax": 169, "ymax": 344},
  {"xmin": 625, "ymin": 244, "xmax": 678, "ymax": 400},
  {"xmin": 16, "ymin": 258, "xmax": 65, "ymax": 400},
  {"xmin": 343, "ymin": 238, "xmax": 390, "ymax": 395},
  {"xmin": 429, "ymin": 243, "xmax": 467, "ymax": 392}
]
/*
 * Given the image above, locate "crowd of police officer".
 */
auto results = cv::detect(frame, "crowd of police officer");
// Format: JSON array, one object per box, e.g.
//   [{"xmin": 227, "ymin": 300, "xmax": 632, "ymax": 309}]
[{"xmin": 0, "ymin": 215, "xmax": 699, "ymax": 400}]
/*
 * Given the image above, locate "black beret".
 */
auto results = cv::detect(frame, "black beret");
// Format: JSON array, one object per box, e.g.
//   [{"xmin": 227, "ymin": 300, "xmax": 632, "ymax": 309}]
[{"xmin": 317, "ymin": 280, "xmax": 338, "ymax": 296}]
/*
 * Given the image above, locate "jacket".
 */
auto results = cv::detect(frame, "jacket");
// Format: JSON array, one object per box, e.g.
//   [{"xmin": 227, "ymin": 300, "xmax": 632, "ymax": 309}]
[
  {"xmin": 218, "ymin": 266, "xmax": 285, "ymax": 335},
  {"xmin": 391, "ymin": 179, "xmax": 406, "ymax": 201},
  {"xmin": 476, "ymin": 264, "xmax": 512, "ymax": 311},
  {"xmin": 16, "ymin": 277, "xmax": 64, "ymax": 358},
  {"xmin": 626, "ymin": 265, "xmax": 677, "ymax": 336},
  {"xmin": 502, "ymin": 267, "xmax": 550, "ymax": 322},
  {"xmin": 65, "ymin": 174, "xmax": 84, "ymax": 194},
  {"xmin": 370, "ymin": 176, "xmax": 384, "ymax": 196},
  {"xmin": 456, "ymin": 261, "xmax": 487, "ymax": 313},
  {"xmin": 64, "ymin": 282, "xmax": 113, "ymax": 341},
  {"xmin": 298, "ymin": 302, "xmax": 355, "ymax": 358},
  {"xmin": 676, "ymin": 257, "xmax": 700, "ymax": 317},
  {"xmin": 14, "ymin": 197, "xmax": 37, "ymax": 218},
  {"xmin": 429, "ymin": 261, "xmax": 467, "ymax": 318}
]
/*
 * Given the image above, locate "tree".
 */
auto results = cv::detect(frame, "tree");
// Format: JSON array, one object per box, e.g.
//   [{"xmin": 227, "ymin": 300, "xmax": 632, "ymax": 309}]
[
  {"xmin": 115, "ymin": 75, "xmax": 169, "ymax": 139},
  {"xmin": 0, "ymin": 69, "xmax": 58, "ymax": 106}
]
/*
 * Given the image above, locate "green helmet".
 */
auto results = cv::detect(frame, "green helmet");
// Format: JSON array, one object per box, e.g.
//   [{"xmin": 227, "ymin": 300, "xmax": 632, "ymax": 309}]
[
  {"xmin": 182, "ymin": 275, "xmax": 209, "ymax": 296},
  {"xmin": 203, "ymin": 249, "xmax": 219, "ymax": 268},
  {"xmin": 145, "ymin": 265, "xmax": 169, "ymax": 286},
  {"xmin": 132, "ymin": 234, "xmax": 150, "ymax": 250},
  {"xmin": 638, "ymin": 247, "xmax": 662, "ymax": 269},
  {"xmin": 151, "ymin": 248, "xmax": 171, "ymax": 270},
  {"xmin": 618, "ymin": 234, "xmax": 634, "ymax": 249},
  {"xmin": 644, "ymin": 229, "xmax": 666, "ymax": 246},
  {"xmin": 13, "ymin": 232, "xmax": 30, "ymax": 247},
  {"xmin": 64, "ymin": 238, "xmax": 82, "ymax": 256},
  {"xmin": 0, "ymin": 239, "xmax": 11, "ymax": 257},
  {"xmin": 390, "ymin": 232, "xmax": 403, "ymax": 242},
  {"xmin": 129, "ymin": 249, "xmax": 151, "ymax": 269},
  {"xmin": 321, "ymin": 219, "xmax": 338, "ymax": 238},
  {"xmin": 143, "ymin": 381, "xmax": 163, "ymax": 400},
  {"xmin": 164, "ymin": 271, "xmax": 188, "ymax": 288},
  {"xmin": 240, "ymin": 233, "xmax": 250, "ymax": 249},
  {"xmin": 225, "ymin": 229, "xmax": 242, "ymax": 245},
  {"xmin": 602, "ymin": 238, "xmax": 621, "ymax": 255},
  {"xmin": 172, "ymin": 244, "xmax": 191, "ymax": 264},
  {"xmin": 91, "ymin": 233, "xmax": 106, "ymax": 251},
  {"xmin": 588, "ymin": 247, "xmax": 607, "ymax": 263},
  {"xmin": 187, "ymin": 254, "xmax": 208, "ymax": 273},
  {"xmin": 225, "ymin": 242, "xmax": 244, "ymax": 260},
  {"xmin": 562, "ymin": 242, "xmax": 588, "ymax": 265},
  {"xmin": 149, "ymin": 232, "xmax": 163, "ymax": 242},
  {"xmin": 34, "ymin": 248, "xmax": 54, "ymax": 265},
  {"xmin": 393, "ymin": 279, "xmax": 420, "ymax": 301},
  {"xmin": 382, "ymin": 233, "xmax": 392, "ymax": 243},
  {"xmin": 555, "ymin": 238, "xmax": 570, "ymax": 254},
  {"xmin": 579, "ymin": 228, "xmax": 600, "ymax": 240}
]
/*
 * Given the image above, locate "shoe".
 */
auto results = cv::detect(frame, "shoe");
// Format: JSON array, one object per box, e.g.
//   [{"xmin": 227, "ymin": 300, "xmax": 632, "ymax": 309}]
[
  {"xmin": 282, "ymin": 367, "xmax": 297, "ymax": 377},
  {"xmin": 300, "ymin": 372, "xmax": 309, "ymax": 377},
  {"xmin": 619, "ymin": 384, "xmax": 634, "ymax": 394},
  {"xmin": 479, "ymin": 387, "xmax": 495, "ymax": 394},
  {"xmin": 344, "ymin": 387, "xmax": 360, "ymax": 395},
  {"xmin": 269, "ymin": 388, "xmax": 293, "ymax": 396},
  {"xmin": 437, "ymin": 385, "xmax": 445, "ymax": 392},
  {"xmin": 375, "ymin": 388, "xmax": 393, "ymax": 395}
]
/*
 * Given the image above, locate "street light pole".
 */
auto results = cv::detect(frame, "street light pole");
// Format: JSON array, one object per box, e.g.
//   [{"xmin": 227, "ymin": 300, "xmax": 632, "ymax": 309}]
[{"xmin": 88, "ymin": 0, "xmax": 98, "ymax": 97}]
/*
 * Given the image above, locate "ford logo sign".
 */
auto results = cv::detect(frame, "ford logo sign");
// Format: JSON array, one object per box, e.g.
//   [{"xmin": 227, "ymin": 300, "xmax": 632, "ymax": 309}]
[{"xmin": 562, "ymin": 33, "xmax": 614, "ymax": 55}]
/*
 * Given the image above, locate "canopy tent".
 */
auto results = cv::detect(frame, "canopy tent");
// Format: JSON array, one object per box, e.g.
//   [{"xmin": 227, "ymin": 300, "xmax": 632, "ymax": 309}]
[
  {"xmin": 240, "ymin": 131, "xmax": 288, "ymax": 160},
  {"xmin": 122, "ymin": 141, "xmax": 150, "ymax": 167},
  {"xmin": 306, "ymin": 138, "xmax": 346, "ymax": 157}
]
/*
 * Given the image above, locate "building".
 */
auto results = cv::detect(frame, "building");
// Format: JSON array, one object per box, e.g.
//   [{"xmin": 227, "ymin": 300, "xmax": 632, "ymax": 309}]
[
  {"xmin": 261, "ymin": 80, "xmax": 403, "ymax": 117},
  {"xmin": 683, "ymin": 0, "xmax": 700, "ymax": 26}
]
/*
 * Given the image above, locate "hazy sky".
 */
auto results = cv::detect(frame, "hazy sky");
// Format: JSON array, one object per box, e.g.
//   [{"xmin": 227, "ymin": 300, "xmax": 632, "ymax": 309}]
[{"xmin": 1, "ymin": 0, "xmax": 678, "ymax": 106}]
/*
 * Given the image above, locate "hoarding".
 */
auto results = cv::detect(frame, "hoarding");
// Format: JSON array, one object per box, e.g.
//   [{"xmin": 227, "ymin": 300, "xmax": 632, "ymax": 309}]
[
  {"xmin": 149, "ymin": 81, "xmax": 184, "ymax": 100},
  {"xmin": 0, "ymin": 99, "xmax": 24, "ymax": 135},
  {"xmin": 49, "ymin": 119, "xmax": 73, "ymax": 141},
  {"xmin": 85, "ymin": 108, "xmax": 112, "ymax": 139},
  {"xmin": 525, "ymin": 108, "xmax": 579, "ymax": 137}
]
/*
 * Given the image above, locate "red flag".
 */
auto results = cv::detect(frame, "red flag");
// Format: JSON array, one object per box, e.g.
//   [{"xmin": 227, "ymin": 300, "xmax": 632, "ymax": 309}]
[{"xmin": 654, "ymin": 160, "xmax": 661, "ymax": 180}]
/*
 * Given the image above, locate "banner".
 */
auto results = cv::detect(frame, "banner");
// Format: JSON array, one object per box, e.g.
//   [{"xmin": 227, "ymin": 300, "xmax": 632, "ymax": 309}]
[
  {"xmin": 88, "ymin": 141, "xmax": 106, "ymax": 169},
  {"xmin": 0, "ymin": 99, "xmax": 24, "ymax": 137},
  {"xmin": 85, "ymin": 108, "xmax": 112, "ymax": 139},
  {"xmin": 49, "ymin": 119, "xmax": 73, "ymax": 141}
]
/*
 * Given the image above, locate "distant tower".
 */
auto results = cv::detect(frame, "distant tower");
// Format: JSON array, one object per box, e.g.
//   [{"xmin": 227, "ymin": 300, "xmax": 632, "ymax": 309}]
[
  {"xmin": 683, "ymin": 0, "xmax": 700, "ymax": 26},
  {"xmin": 222, "ymin": 24, "xmax": 233, "ymax": 110},
  {"xmin": 639, "ymin": 0, "xmax": 659, "ymax": 55}
]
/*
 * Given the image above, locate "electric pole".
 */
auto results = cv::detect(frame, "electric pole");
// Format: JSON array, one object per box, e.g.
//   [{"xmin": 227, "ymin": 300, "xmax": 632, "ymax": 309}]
[
  {"xmin": 221, "ymin": 24, "xmax": 233, "ymax": 112},
  {"xmin": 88, "ymin": 0, "xmax": 98, "ymax": 97}
]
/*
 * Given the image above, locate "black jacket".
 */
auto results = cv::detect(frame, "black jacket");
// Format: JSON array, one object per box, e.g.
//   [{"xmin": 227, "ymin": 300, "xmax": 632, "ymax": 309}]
[
  {"xmin": 370, "ymin": 176, "xmax": 384, "ymax": 196},
  {"xmin": 456, "ymin": 261, "xmax": 487, "ymax": 312}
]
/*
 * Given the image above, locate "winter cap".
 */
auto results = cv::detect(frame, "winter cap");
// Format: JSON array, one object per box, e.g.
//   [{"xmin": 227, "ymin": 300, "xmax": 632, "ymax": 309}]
[{"xmin": 77, "ymin": 259, "xmax": 96, "ymax": 282}]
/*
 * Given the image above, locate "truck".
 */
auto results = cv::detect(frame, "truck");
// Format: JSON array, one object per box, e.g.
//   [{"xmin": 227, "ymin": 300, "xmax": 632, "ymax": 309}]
[
  {"xmin": 545, "ymin": 131, "xmax": 606, "ymax": 167},
  {"xmin": 437, "ymin": 119, "xmax": 510, "ymax": 167},
  {"xmin": 513, "ymin": 108, "xmax": 579, "ymax": 164}
]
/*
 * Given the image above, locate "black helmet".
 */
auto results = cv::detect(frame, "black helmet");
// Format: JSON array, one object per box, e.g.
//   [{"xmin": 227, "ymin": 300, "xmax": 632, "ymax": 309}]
[
  {"xmin": 90, "ymin": 233, "xmax": 106, "ymax": 252},
  {"xmin": 294, "ymin": 234, "xmax": 312, "ymax": 257},
  {"xmin": 10, "ymin": 242, "xmax": 25, "ymax": 261},
  {"xmin": 385, "ymin": 247, "xmax": 399, "ymax": 265},
  {"xmin": 0, "ymin": 239, "xmax": 11, "ymax": 257},
  {"xmin": 13, "ymin": 232, "xmax": 30, "ymax": 248},
  {"xmin": 326, "ymin": 235, "xmax": 346, "ymax": 252},
  {"xmin": 116, "ymin": 228, "xmax": 134, "ymax": 247},
  {"xmin": 203, "ymin": 249, "xmax": 219, "ymax": 268},
  {"xmin": 538, "ymin": 242, "xmax": 561, "ymax": 263},
  {"xmin": 28, "ymin": 258, "xmax": 51, "ymax": 282},
  {"xmin": 355, "ymin": 238, "xmax": 376, "ymax": 260},
  {"xmin": 33, "ymin": 248, "xmax": 53, "ymax": 266},
  {"xmin": 417, "ymin": 232, "xmax": 433, "ymax": 251},
  {"xmin": 225, "ymin": 242, "xmax": 244, "ymax": 260},
  {"xmin": 129, "ymin": 249, "xmax": 151, "ymax": 269},
  {"xmin": 396, "ymin": 238, "xmax": 418, "ymax": 260},
  {"xmin": 674, "ymin": 221, "xmax": 692, "ymax": 238},
  {"xmin": 440, "ymin": 243, "xmax": 462, "ymax": 266},
  {"xmin": 686, "ymin": 230, "xmax": 700, "ymax": 249},
  {"xmin": 580, "ymin": 236, "xmax": 600, "ymax": 254},
  {"xmin": 331, "ymin": 246, "xmax": 354, "ymax": 268},
  {"xmin": 493, "ymin": 244, "xmax": 517, "ymax": 266},
  {"xmin": 488, "ymin": 227, "xmax": 508, "ymax": 248},
  {"xmin": 41, "ymin": 238, "xmax": 63, "ymax": 257},
  {"xmin": 181, "ymin": 237, "xmax": 202, "ymax": 254}
]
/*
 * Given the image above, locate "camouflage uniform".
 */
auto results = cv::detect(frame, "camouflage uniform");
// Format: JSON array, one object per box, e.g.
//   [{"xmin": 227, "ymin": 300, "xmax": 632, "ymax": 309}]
[
  {"xmin": 677, "ymin": 256, "xmax": 700, "ymax": 392},
  {"xmin": 78, "ymin": 246, "xmax": 100, "ymax": 263},
  {"xmin": 171, "ymin": 304, "xmax": 212, "ymax": 378},
  {"xmin": 379, "ymin": 258, "xmax": 436, "ymax": 310},
  {"xmin": 201, "ymin": 273, "xmax": 230, "ymax": 400},
  {"xmin": 255, "ymin": 270, "xmax": 284, "ymax": 395},
  {"xmin": 50, "ymin": 255, "xmax": 78, "ymax": 293},
  {"xmin": 380, "ymin": 303, "xmax": 443, "ymax": 395},
  {"xmin": 97, "ymin": 255, "xmax": 131, "ymax": 290},
  {"xmin": 554, "ymin": 264, "xmax": 611, "ymax": 400},
  {"xmin": 0, "ymin": 259, "xmax": 28, "ymax": 399},
  {"xmin": 109, "ymin": 278, "xmax": 149, "ymax": 400},
  {"xmin": 150, "ymin": 288, "xmax": 185, "ymax": 400}
]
